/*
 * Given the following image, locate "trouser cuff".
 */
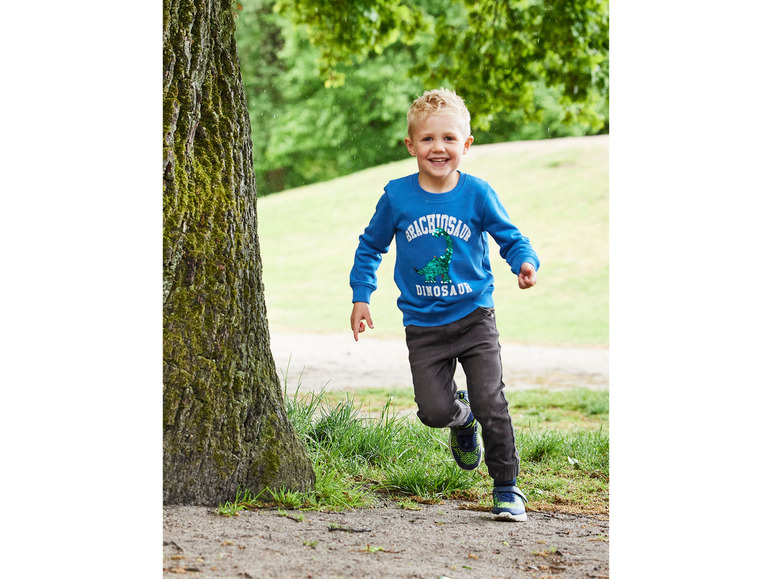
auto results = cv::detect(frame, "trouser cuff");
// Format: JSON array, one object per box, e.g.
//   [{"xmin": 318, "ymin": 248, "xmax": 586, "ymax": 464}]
[{"xmin": 488, "ymin": 466, "xmax": 519, "ymax": 482}]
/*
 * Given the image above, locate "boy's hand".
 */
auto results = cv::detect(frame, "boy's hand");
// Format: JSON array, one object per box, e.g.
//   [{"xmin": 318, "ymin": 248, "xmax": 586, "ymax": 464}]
[
  {"xmin": 518, "ymin": 262, "xmax": 537, "ymax": 289},
  {"xmin": 350, "ymin": 302, "xmax": 374, "ymax": 341}
]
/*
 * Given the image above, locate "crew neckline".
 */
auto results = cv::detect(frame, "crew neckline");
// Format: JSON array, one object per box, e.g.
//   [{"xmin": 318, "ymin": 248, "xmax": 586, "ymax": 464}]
[{"xmin": 411, "ymin": 171, "xmax": 466, "ymax": 200}]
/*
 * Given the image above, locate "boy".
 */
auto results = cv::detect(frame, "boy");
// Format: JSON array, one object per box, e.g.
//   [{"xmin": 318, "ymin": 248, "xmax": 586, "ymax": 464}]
[{"xmin": 349, "ymin": 89, "xmax": 539, "ymax": 521}]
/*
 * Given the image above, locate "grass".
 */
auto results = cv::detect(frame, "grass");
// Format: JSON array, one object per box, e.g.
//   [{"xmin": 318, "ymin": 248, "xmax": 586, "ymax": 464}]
[
  {"xmin": 257, "ymin": 135, "xmax": 608, "ymax": 346},
  {"xmin": 218, "ymin": 385, "xmax": 609, "ymax": 516},
  {"xmin": 313, "ymin": 386, "xmax": 608, "ymax": 432}
]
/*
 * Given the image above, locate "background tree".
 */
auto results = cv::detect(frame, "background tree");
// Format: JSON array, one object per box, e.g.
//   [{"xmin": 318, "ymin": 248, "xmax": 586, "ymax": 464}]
[
  {"xmin": 163, "ymin": 0, "xmax": 314, "ymax": 505},
  {"xmin": 274, "ymin": 0, "xmax": 608, "ymax": 130},
  {"xmin": 415, "ymin": 0, "xmax": 609, "ymax": 130},
  {"xmin": 236, "ymin": 0, "xmax": 422, "ymax": 194},
  {"xmin": 237, "ymin": 0, "xmax": 608, "ymax": 194}
]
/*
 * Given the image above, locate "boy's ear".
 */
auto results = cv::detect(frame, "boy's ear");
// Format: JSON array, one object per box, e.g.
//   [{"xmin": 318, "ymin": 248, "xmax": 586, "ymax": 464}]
[
  {"xmin": 404, "ymin": 137, "xmax": 417, "ymax": 157},
  {"xmin": 463, "ymin": 134, "xmax": 474, "ymax": 154}
]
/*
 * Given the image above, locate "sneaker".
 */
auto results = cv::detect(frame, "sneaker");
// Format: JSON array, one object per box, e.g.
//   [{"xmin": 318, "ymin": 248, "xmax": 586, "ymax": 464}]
[
  {"xmin": 448, "ymin": 390, "xmax": 482, "ymax": 470},
  {"xmin": 492, "ymin": 485, "xmax": 528, "ymax": 522}
]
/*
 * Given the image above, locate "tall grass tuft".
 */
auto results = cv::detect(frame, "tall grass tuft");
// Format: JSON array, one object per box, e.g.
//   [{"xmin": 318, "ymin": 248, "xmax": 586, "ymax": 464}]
[
  {"xmin": 220, "ymin": 382, "xmax": 609, "ymax": 514},
  {"xmin": 520, "ymin": 430, "xmax": 566, "ymax": 463}
]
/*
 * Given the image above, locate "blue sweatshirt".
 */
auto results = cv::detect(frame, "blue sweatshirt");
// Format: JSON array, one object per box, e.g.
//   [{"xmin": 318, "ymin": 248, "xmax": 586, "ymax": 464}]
[{"xmin": 350, "ymin": 171, "xmax": 540, "ymax": 327}]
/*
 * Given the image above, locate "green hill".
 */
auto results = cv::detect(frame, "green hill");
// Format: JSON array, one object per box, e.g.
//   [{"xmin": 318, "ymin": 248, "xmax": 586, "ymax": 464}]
[{"xmin": 257, "ymin": 135, "xmax": 608, "ymax": 347}]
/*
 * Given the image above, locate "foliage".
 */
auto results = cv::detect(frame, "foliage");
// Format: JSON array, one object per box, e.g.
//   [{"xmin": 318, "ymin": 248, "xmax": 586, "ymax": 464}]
[
  {"xmin": 235, "ymin": 0, "xmax": 608, "ymax": 194},
  {"xmin": 276, "ymin": 0, "xmax": 609, "ymax": 130},
  {"xmin": 233, "ymin": 0, "xmax": 289, "ymax": 193},
  {"xmin": 264, "ymin": 32, "xmax": 421, "ymax": 188},
  {"xmin": 417, "ymin": 0, "xmax": 609, "ymax": 130},
  {"xmin": 236, "ymin": 1, "xmax": 422, "ymax": 193},
  {"xmin": 273, "ymin": 0, "xmax": 425, "ymax": 88}
]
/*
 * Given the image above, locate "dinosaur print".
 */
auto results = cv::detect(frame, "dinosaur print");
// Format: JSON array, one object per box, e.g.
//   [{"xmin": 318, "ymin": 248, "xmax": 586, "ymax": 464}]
[{"xmin": 414, "ymin": 227, "xmax": 453, "ymax": 284}]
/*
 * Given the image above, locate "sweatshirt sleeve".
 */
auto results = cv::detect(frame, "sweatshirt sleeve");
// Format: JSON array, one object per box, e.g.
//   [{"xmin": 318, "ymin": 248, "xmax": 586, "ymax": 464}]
[
  {"xmin": 350, "ymin": 192, "xmax": 396, "ymax": 303},
  {"xmin": 483, "ymin": 188, "xmax": 540, "ymax": 275}
]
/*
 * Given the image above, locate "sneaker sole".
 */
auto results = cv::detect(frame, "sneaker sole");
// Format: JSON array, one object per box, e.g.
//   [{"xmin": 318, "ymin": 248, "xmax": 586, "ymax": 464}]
[{"xmin": 493, "ymin": 511, "xmax": 527, "ymax": 522}]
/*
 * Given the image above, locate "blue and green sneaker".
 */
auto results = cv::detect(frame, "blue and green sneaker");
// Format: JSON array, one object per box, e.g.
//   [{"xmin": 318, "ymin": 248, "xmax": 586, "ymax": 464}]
[
  {"xmin": 492, "ymin": 485, "xmax": 528, "ymax": 522},
  {"xmin": 448, "ymin": 390, "xmax": 482, "ymax": 470}
]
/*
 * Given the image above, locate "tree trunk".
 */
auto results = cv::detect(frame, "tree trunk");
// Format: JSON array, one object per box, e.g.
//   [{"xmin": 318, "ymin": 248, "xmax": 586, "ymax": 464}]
[{"xmin": 162, "ymin": 0, "xmax": 314, "ymax": 505}]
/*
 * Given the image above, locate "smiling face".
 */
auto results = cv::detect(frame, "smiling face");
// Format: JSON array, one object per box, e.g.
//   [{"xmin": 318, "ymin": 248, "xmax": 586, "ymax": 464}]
[{"xmin": 404, "ymin": 113, "xmax": 474, "ymax": 193}]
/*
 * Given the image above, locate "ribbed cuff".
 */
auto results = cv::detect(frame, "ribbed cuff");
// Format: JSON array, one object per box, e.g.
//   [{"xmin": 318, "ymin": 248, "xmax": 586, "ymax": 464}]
[
  {"xmin": 351, "ymin": 285, "xmax": 373, "ymax": 304},
  {"xmin": 494, "ymin": 478, "xmax": 517, "ymax": 487}
]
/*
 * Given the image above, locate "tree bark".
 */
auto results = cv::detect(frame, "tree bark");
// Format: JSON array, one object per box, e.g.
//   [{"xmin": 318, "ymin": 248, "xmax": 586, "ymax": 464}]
[{"xmin": 162, "ymin": 0, "xmax": 314, "ymax": 505}]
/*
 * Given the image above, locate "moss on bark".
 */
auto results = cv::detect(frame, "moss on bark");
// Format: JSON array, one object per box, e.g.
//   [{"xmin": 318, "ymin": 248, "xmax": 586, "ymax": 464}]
[{"xmin": 163, "ymin": 0, "xmax": 314, "ymax": 506}]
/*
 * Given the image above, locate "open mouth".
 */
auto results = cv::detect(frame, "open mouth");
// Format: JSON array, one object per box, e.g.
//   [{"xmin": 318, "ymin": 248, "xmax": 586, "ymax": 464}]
[{"xmin": 429, "ymin": 158, "xmax": 449, "ymax": 166}]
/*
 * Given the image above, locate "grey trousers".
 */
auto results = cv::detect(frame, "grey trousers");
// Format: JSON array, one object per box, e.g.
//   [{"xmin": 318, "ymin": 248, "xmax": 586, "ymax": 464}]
[{"xmin": 405, "ymin": 307, "xmax": 520, "ymax": 482}]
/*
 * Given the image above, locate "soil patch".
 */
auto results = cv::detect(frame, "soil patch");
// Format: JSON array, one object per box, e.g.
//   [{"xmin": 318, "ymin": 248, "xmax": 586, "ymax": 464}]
[{"xmin": 164, "ymin": 501, "xmax": 609, "ymax": 578}]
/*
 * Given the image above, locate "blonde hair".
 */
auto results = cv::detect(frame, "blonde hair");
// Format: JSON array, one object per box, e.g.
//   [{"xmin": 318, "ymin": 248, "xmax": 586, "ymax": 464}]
[{"xmin": 407, "ymin": 88, "xmax": 472, "ymax": 139}]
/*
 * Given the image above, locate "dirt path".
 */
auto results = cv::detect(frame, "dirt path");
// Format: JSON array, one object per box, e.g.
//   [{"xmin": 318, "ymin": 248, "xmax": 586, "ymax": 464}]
[
  {"xmin": 164, "ymin": 502, "xmax": 609, "ymax": 578},
  {"xmin": 164, "ymin": 333, "xmax": 609, "ymax": 577},
  {"xmin": 269, "ymin": 332, "xmax": 609, "ymax": 394}
]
